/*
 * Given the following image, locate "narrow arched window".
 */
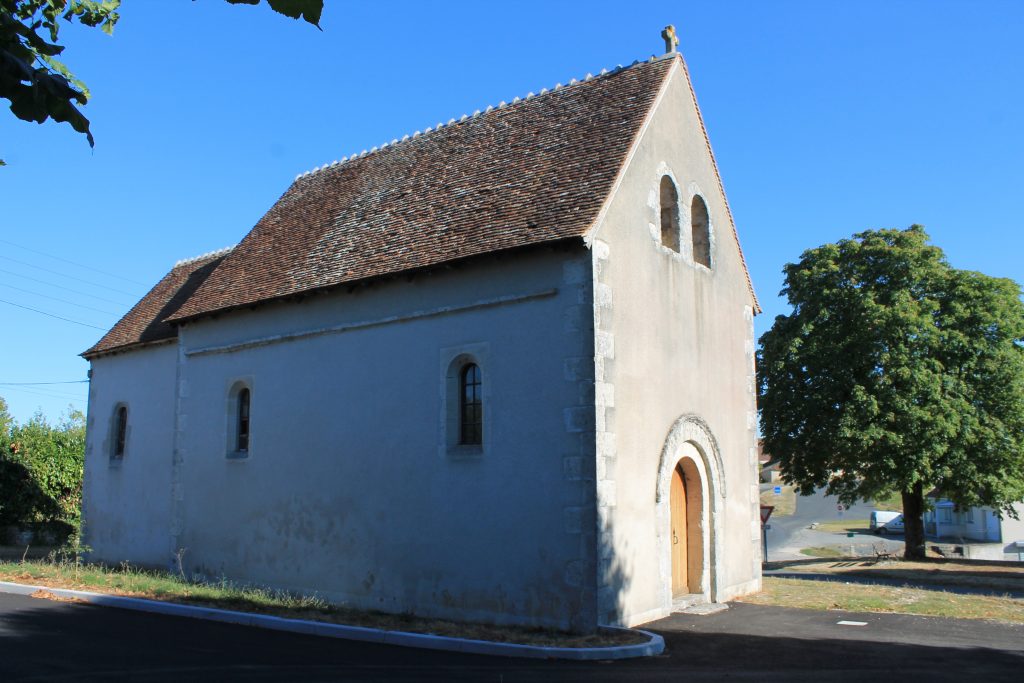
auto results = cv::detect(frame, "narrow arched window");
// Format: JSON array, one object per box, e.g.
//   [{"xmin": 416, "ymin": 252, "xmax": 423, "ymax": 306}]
[
  {"xmin": 236, "ymin": 388, "xmax": 250, "ymax": 453},
  {"xmin": 113, "ymin": 405, "xmax": 127, "ymax": 458},
  {"xmin": 660, "ymin": 176, "xmax": 680, "ymax": 253},
  {"xmin": 691, "ymin": 195, "xmax": 711, "ymax": 267},
  {"xmin": 460, "ymin": 363, "xmax": 482, "ymax": 445}
]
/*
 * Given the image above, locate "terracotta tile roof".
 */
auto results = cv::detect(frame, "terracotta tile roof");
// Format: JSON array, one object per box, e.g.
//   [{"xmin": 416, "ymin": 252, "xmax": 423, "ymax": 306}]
[
  {"xmin": 82, "ymin": 249, "xmax": 231, "ymax": 358},
  {"xmin": 167, "ymin": 57, "xmax": 676, "ymax": 322}
]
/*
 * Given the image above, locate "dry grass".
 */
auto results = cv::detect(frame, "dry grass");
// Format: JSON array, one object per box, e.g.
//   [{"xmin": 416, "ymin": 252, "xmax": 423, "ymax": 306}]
[
  {"xmin": 761, "ymin": 485, "xmax": 797, "ymax": 517},
  {"xmin": 766, "ymin": 557, "xmax": 1024, "ymax": 594},
  {"xmin": 0, "ymin": 560, "xmax": 647, "ymax": 648},
  {"xmin": 742, "ymin": 577, "xmax": 1024, "ymax": 623}
]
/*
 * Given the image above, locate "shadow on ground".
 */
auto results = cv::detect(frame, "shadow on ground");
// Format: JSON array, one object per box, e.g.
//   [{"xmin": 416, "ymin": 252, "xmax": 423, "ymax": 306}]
[{"xmin": 1, "ymin": 594, "xmax": 1023, "ymax": 681}]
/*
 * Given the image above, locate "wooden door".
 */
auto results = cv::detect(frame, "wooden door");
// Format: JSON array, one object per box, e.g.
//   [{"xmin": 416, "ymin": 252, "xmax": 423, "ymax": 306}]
[{"xmin": 670, "ymin": 465, "xmax": 688, "ymax": 596}]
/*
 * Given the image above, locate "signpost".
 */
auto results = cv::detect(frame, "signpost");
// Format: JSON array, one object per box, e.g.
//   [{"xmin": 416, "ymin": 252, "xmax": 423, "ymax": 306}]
[
  {"xmin": 773, "ymin": 485, "xmax": 782, "ymax": 495},
  {"xmin": 760, "ymin": 505, "xmax": 774, "ymax": 563}
]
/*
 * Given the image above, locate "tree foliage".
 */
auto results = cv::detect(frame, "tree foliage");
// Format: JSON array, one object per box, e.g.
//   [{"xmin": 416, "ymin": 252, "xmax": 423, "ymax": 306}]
[
  {"xmin": 0, "ymin": 399, "xmax": 85, "ymax": 541},
  {"xmin": 758, "ymin": 226, "xmax": 1024, "ymax": 558},
  {"xmin": 0, "ymin": 0, "xmax": 323, "ymax": 164}
]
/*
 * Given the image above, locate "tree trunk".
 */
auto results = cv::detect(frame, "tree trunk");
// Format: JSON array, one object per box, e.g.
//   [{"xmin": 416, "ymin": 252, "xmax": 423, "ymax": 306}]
[{"xmin": 902, "ymin": 483, "xmax": 927, "ymax": 560}]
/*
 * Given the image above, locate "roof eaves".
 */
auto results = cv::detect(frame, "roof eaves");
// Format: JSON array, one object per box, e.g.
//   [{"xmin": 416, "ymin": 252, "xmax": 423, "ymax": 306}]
[
  {"xmin": 584, "ymin": 53, "xmax": 679, "ymax": 246},
  {"xmin": 675, "ymin": 54, "xmax": 761, "ymax": 313},
  {"xmin": 81, "ymin": 336, "xmax": 177, "ymax": 361},
  {"xmin": 583, "ymin": 51, "xmax": 760, "ymax": 314},
  {"xmin": 165, "ymin": 236, "xmax": 586, "ymax": 327}
]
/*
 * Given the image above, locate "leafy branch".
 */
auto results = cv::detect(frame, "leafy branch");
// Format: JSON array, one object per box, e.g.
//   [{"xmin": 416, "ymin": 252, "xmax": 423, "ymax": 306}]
[{"xmin": 0, "ymin": 0, "xmax": 323, "ymax": 165}]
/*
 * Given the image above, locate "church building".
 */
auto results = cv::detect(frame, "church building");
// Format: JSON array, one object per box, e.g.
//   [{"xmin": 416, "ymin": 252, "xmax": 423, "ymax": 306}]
[{"xmin": 82, "ymin": 36, "xmax": 762, "ymax": 632}]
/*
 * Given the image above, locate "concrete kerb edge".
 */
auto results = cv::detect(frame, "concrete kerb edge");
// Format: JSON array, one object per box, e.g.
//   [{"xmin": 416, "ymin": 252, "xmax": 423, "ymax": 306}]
[{"xmin": 0, "ymin": 581, "xmax": 664, "ymax": 660}]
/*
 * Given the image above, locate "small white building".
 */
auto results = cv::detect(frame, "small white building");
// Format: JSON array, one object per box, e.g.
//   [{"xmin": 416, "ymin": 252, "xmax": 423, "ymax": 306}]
[
  {"xmin": 925, "ymin": 499, "xmax": 1024, "ymax": 560},
  {"xmin": 82, "ymin": 46, "xmax": 762, "ymax": 632}
]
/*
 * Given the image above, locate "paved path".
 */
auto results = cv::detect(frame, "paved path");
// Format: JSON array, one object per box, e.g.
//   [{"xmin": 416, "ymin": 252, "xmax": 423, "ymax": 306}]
[
  {"xmin": 2, "ymin": 592, "xmax": 1022, "ymax": 681},
  {"xmin": 765, "ymin": 486, "xmax": 903, "ymax": 560},
  {"xmin": 648, "ymin": 602, "xmax": 1024, "ymax": 680}
]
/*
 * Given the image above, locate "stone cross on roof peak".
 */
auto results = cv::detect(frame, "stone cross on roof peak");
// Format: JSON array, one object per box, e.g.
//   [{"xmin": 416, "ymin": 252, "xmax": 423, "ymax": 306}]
[{"xmin": 662, "ymin": 24, "xmax": 679, "ymax": 54}]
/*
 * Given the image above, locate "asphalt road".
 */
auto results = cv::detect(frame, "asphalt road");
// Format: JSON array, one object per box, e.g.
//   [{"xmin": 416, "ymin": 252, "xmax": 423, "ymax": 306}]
[
  {"xmin": 2, "ymin": 592, "xmax": 1022, "ymax": 681},
  {"xmin": 765, "ymin": 487, "xmax": 903, "ymax": 560}
]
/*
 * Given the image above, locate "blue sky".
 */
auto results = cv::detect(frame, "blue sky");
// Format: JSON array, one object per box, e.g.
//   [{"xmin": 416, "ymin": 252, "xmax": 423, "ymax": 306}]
[{"xmin": 1, "ymin": 1, "xmax": 1022, "ymax": 423}]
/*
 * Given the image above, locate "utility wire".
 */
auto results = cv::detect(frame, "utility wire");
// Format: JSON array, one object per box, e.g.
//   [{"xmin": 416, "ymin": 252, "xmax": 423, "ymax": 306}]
[
  {"xmin": 0, "ymin": 385, "xmax": 87, "ymax": 402},
  {"xmin": 0, "ymin": 237, "xmax": 149, "ymax": 286},
  {"xmin": 9, "ymin": 385, "xmax": 86, "ymax": 399},
  {"xmin": 0, "ymin": 381, "xmax": 89, "ymax": 386},
  {"xmin": 0, "ymin": 267, "xmax": 134, "ymax": 307},
  {"xmin": 0, "ymin": 382, "xmax": 88, "ymax": 398},
  {"xmin": 2, "ymin": 255, "xmax": 141, "ymax": 297},
  {"xmin": 0, "ymin": 298, "xmax": 108, "ymax": 330},
  {"xmin": 0, "ymin": 281, "xmax": 122, "ymax": 316}
]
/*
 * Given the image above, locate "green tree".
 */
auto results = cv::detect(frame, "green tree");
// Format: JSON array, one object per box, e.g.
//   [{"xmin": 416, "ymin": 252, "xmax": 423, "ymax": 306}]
[
  {"xmin": 758, "ymin": 226, "xmax": 1024, "ymax": 559},
  {"xmin": 0, "ymin": 0, "xmax": 323, "ymax": 165},
  {"xmin": 0, "ymin": 405, "xmax": 86, "ymax": 540},
  {"xmin": 0, "ymin": 396, "xmax": 11, "ymax": 439}
]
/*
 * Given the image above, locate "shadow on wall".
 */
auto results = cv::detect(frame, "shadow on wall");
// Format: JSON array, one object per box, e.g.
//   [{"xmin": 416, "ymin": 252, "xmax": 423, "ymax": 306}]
[
  {"xmin": 597, "ymin": 515, "xmax": 632, "ymax": 627},
  {"xmin": 133, "ymin": 256, "xmax": 227, "ymax": 346}
]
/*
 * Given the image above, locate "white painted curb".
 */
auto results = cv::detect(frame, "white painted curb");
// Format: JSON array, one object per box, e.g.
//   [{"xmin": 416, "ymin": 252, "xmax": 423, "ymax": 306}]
[{"xmin": 0, "ymin": 581, "xmax": 664, "ymax": 660}]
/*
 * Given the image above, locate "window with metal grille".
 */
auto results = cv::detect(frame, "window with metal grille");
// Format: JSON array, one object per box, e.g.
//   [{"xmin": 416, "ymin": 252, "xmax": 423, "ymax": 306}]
[
  {"xmin": 236, "ymin": 388, "xmax": 250, "ymax": 452},
  {"xmin": 460, "ymin": 363, "xmax": 482, "ymax": 445},
  {"xmin": 113, "ymin": 405, "xmax": 127, "ymax": 458}
]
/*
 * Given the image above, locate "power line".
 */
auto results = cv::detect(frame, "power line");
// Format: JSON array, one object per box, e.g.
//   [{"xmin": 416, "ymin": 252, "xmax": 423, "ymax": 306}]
[
  {"xmin": 0, "ymin": 298, "xmax": 108, "ymax": 330},
  {"xmin": 1, "ymin": 255, "xmax": 142, "ymax": 297},
  {"xmin": 0, "ymin": 281, "xmax": 122, "ymax": 316},
  {"xmin": 10, "ymin": 385, "xmax": 86, "ymax": 399},
  {"xmin": 0, "ymin": 381, "xmax": 89, "ymax": 386},
  {"xmin": 0, "ymin": 385, "xmax": 87, "ymax": 402},
  {"xmin": 0, "ymin": 267, "xmax": 134, "ymax": 307},
  {"xmin": 0, "ymin": 237, "xmax": 149, "ymax": 286}
]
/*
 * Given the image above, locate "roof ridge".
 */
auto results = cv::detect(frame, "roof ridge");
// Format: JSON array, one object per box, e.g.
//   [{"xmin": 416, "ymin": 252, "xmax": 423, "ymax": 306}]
[
  {"xmin": 174, "ymin": 245, "xmax": 235, "ymax": 269},
  {"xmin": 294, "ymin": 54, "xmax": 670, "ymax": 182}
]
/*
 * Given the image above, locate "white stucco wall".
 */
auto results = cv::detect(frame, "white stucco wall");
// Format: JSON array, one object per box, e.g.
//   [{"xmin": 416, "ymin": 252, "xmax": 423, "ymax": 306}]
[
  {"xmin": 164, "ymin": 246, "xmax": 598, "ymax": 631},
  {"xmin": 587, "ymin": 57, "xmax": 761, "ymax": 626},
  {"xmin": 1002, "ymin": 505, "xmax": 1024, "ymax": 552},
  {"xmin": 83, "ymin": 343, "xmax": 177, "ymax": 566}
]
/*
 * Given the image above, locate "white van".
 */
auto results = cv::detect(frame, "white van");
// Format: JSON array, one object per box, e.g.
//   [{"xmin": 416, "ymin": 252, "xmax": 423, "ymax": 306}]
[{"xmin": 871, "ymin": 510, "xmax": 905, "ymax": 535}]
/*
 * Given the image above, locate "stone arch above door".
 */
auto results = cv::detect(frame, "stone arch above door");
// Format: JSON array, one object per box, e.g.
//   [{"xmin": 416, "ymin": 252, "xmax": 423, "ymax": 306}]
[{"xmin": 655, "ymin": 415, "xmax": 726, "ymax": 504}]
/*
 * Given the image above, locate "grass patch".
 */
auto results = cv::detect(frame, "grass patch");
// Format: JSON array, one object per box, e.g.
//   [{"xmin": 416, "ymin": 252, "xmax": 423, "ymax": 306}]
[
  {"xmin": 741, "ymin": 577, "xmax": 1024, "ymax": 623},
  {"xmin": 800, "ymin": 546, "xmax": 845, "ymax": 558},
  {"xmin": 872, "ymin": 493, "xmax": 902, "ymax": 512},
  {"xmin": 760, "ymin": 484, "xmax": 797, "ymax": 517},
  {"xmin": 765, "ymin": 557, "xmax": 1024, "ymax": 594},
  {"xmin": 0, "ymin": 558, "xmax": 645, "ymax": 648},
  {"xmin": 812, "ymin": 519, "xmax": 870, "ymax": 534}
]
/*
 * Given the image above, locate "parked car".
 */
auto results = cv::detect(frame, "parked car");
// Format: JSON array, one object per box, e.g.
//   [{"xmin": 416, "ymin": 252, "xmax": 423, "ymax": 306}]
[{"xmin": 871, "ymin": 510, "xmax": 905, "ymax": 535}]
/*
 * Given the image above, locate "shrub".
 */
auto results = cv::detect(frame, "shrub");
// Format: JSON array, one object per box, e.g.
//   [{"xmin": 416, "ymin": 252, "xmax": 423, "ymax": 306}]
[{"xmin": 0, "ymin": 401, "xmax": 84, "ymax": 543}]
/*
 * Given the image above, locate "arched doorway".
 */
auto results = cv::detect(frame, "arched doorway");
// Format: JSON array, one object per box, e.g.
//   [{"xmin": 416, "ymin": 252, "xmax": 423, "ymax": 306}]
[
  {"xmin": 670, "ymin": 457, "xmax": 704, "ymax": 596},
  {"xmin": 656, "ymin": 416, "xmax": 725, "ymax": 608}
]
